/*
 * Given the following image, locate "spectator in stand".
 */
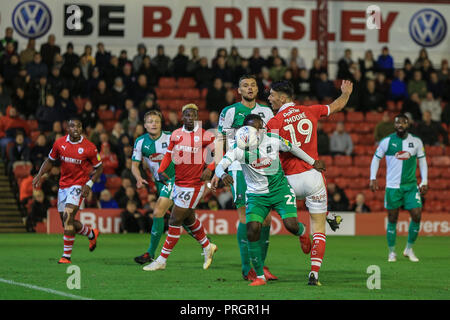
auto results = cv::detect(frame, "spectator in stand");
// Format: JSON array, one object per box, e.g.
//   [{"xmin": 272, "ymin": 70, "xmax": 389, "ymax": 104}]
[
  {"xmin": 186, "ymin": 46, "xmax": 201, "ymax": 76},
  {"xmin": 99, "ymin": 189, "xmax": 119, "ymax": 209},
  {"xmin": 0, "ymin": 106, "xmax": 29, "ymax": 155},
  {"xmin": 35, "ymin": 94, "xmax": 63, "ymax": 132},
  {"xmin": 327, "ymin": 182, "xmax": 349, "ymax": 210},
  {"xmin": 122, "ymin": 108, "xmax": 140, "ymax": 137},
  {"xmin": 329, "ymin": 192, "xmax": 349, "ymax": 212},
  {"xmin": 377, "ymin": 46, "xmax": 394, "ymax": 79},
  {"xmin": 233, "ymin": 58, "xmax": 251, "ymax": 84},
  {"xmin": 403, "ymin": 58, "xmax": 414, "ymax": 82},
  {"xmin": 82, "ymin": 44, "xmax": 96, "ymax": 66},
  {"xmin": 143, "ymin": 194, "xmax": 157, "ymax": 214},
  {"xmin": 206, "ymin": 78, "xmax": 227, "ymax": 112},
  {"xmin": 12, "ymin": 86, "xmax": 32, "ymax": 119},
  {"xmin": 224, "ymin": 89, "xmax": 236, "ymax": 106},
  {"xmin": 118, "ymin": 186, "xmax": 142, "ymax": 209},
  {"xmin": 226, "ymin": 46, "xmax": 242, "ymax": 72},
  {"xmin": 65, "ymin": 66, "xmax": 87, "ymax": 98},
  {"xmin": 346, "ymin": 69, "xmax": 363, "ymax": 110},
  {"xmin": 420, "ymin": 59, "xmax": 434, "ymax": 82},
  {"xmin": 375, "ymin": 72, "xmax": 390, "ymax": 98},
  {"xmin": 120, "ymin": 200, "xmax": 149, "ymax": 233},
  {"xmin": 87, "ymin": 66, "xmax": 102, "ymax": 96},
  {"xmin": 248, "ymin": 47, "xmax": 266, "ymax": 75},
  {"xmin": 58, "ymin": 88, "xmax": 77, "ymax": 120},
  {"xmin": 350, "ymin": 193, "xmax": 371, "ymax": 213},
  {"xmin": 164, "ymin": 110, "xmax": 180, "ymax": 132},
  {"xmin": 132, "ymin": 43, "xmax": 148, "ymax": 73},
  {"xmin": 288, "ymin": 60, "xmax": 301, "ymax": 81},
  {"xmin": 104, "ymin": 55, "xmax": 122, "ymax": 88},
  {"xmin": 47, "ymin": 121, "xmax": 63, "ymax": 146},
  {"xmin": 100, "ymin": 142, "xmax": 119, "ymax": 177},
  {"xmin": 80, "ymin": 100, "xmax": 98, "ymax": 131},
  {"xmin": 91, "ymin": 172, "xmax": 106, "ymax": 197},
  {"xmin": 314, "ymin": 72, "xmax": 337, "ymax": 102},
  {"xmin": 267, "ymin": 46, "xmax": 286, "ymax": 68},
  {"xmin": 402, "ymin": 92, "xmax": 422, "ymax": 122},
  {"xmin": 19, "ymin": 166, "xmax": 34, "ymax": 212},
  {"xmin": 441, "ymin": 102, "xmax": 450, "ymax": 126},
  {"xmin": 296, "ymin": 68, "xmax": 313, "ymax": 101},
  {"xmin": 138, "ymin": 56, "xmax": 158, "ymax": 88},
  {"xmin": 94, "ymin": 42, "xmax": 111, "ymax": 72},
  {"xmin": 217, "ymin": 185, "xmax": 234, "ymax": 209},
  {"xmin": 408, "ymin": 70, "xmax": 427, "ymax": 99},
  {"xmin": 359, "ymin": 49, "xmax": 378, "ymax": 81},
  {"xmin": 26, "ymin": 53, "xmax": 48, "ymax": 81},
  {"xmin": 133, "ymin": 124, "xmax": 145, "ymax": 142},
  {"xmin": 30, "ymin": 134, "xmax": 50, "ymax": 168},
  {"xmin": 0, "ymin": 27, "xmax": 18, "ymax": 53},
  {"xmin": 52, "ymin": 53, "xmax": 64, "ymax": 71},
  {"xmin": 390, "ymin": 69, "xmax": 409, "ymax": 101},
  {"xmin": 27, "ymin": 190, "xmax": 50, "ymax": 232},
  {"xmin": 40, "ymin": 34, "xmax": 60, "ymax": 69},
  {"xmin": 427, "ymin": 72, "xmax": 444, "ymax": 99},
  {"xmin": 211, "ymin": 48, "xmax": 227, "ymax": 68},
  {"xmin": 3, "ymin": 54, "xmax": 21, "ymax": 88},
  {"xmin": 111, "ymin": 76, "xmax": 128, "ymax": 111},
  {"xmin": 88, "ymin": 121, "xmax": 105, "ymax": 147},
  {"xmin": 172, "ymin": 44, "xmax": 189, "ymax": 77},
  {"xmin": 330, "ymin": 121, "xmax": 353, "ymax": 156},
  {"xmin": 47, "ymin": 66, "xmax": 64, "ymax": 96},
  {"xmin": 8, "ymin": 131, "xmax": 30, "ymax": 170},
  {"xmin": 61, "ymin": 42, "xmax": 79, "ymax": 78},
  {"xmin": 204, "ymin": 111, "xmax": 219, "ymax": 130},
  {"xmin": 78, "ymin": 54, "xmax": 93, "ymax": 82},
  {"xmin": 30, "ymin": 75, "xmax": 51, "ymax": 108},
  {"xmin": 420, "ymin": 92, "xmax": 442, "ymax": 122},
  {"xmin": 42, "ymin": 166, "xmax": 60, "ymax": 201},
  {"xmin": 133, "ymin": 74, "xmax": 156, "ymax": 107},
  {"xmin": 138, "ymin": 97, "xmax": 158, "ymax": 119},
  {"xmin": 152, "ymin": 44, "xmax": 172, "ymax": 77},
  {"xmin": 121, "ymin": 158, "xmax": 137, "ymax": 186},
  {"xmin": 437, "ymin": 59, "xmax": 449, "ymax": 82},
  {"xmin": 416, "ymin": 110, "xmax": 449, "ymax": 146},
  {"xmin": 414, "ymin": 48, "xmax": 430, "ymax": 70},
  {"xmin": 269, "ymin": 57, "xmax": 288, "ymax": 82},
  {"xmin": 317, "ymin": 121, "xmax": 330, "ymax": 155},
  {"xmin": 118, "ymin": 49, "xmax": 131, "ymax": 69},
  {"xmin": 212, "ymin": 56, "xmax": 233, "ymax": 88},
  {"xmin": 288, "ymin": 47, "xmax": 306, "ymax": 70},
  {"xmin": 374, "ymin": 112, "xmax": 395, "ymax": 143},
  {"xmin": 194, "ymin": 57, "xmax": 214, "ymax": 89},
  {"xmin": 114, "ymin": 177, "xmax": 132, "ymax": 204},
  {"xmin": 257, "ymin": 66, "xmax": 272, "ymax": 102},
  {"xmin": 360, "ymin": 79, "xmax": 385, "ymax": 113},
  {"xmin": 337, "ymin": 48, "xmax": 353, "ymax": 79},
  {"xmin": 0, "ymin": 84, "xmax": 12, "ymax": 115}
]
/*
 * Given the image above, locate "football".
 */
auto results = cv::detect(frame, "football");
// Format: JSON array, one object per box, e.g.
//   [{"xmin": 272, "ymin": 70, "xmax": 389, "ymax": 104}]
[{"xmin": 235, "ymin": 126, "xmax": 260, "ymax": 150}]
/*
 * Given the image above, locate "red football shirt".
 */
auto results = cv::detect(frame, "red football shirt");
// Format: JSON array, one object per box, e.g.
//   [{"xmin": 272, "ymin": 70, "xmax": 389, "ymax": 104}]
[
  {"xmin": 48, "ymin": 135, "xmax": 102, "ymax": 189},
  {"xmin": 161, "ymin": 125, "xmax": 215, "ymax": 188},
  {"xmin": 266, "ymin": 102, "xmax": 330, "ymax": 175}
]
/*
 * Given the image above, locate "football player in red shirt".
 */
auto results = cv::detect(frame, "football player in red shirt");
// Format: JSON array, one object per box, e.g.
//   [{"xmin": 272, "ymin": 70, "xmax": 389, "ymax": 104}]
[
  {"xmin": 143, "ymin": 104, "xmax": 218, "ymax": 271},
  {"xmin": 266, "ymin": 80, "xmax": 353, "ymax": 285},
  {"xmin": 33, "ymin": 117, "xmax": 103, "ymax": 264}
]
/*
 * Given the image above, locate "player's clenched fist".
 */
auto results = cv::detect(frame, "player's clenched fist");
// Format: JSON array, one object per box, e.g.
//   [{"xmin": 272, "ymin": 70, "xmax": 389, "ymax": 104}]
[
  {"xmin": 369, "ymin": 179, "xmax": 379, "ymax": 192},
  {"xmin": 341, "ymin": 80, "xmax": 353, "ymax": 95},
  {"xmin": 220, "ymin": 173, "xmax": 234, "ymax": 187}
]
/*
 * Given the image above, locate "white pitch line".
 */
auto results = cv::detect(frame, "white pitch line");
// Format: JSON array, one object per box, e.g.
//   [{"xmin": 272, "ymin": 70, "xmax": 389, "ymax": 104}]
[{"xmin": 0, "ymin": 278, "xmax": 94, "ymax": 300}]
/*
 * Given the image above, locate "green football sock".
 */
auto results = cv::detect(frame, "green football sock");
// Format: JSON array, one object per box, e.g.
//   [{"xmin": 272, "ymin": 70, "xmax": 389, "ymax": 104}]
[
  {"xmin": 249, "ymin": 240, "xmax": 264, "ymax": 277},
  {"xmin": 387, "ymin": 222, "xmax": 397, "ymax": 252},
  {"xmin": 296, "ymin": 222, "xmax": 306, "ymax": 236},
  {"xmin": 237, "ymin": 222, "xmax": 251, "ymax": 275},
  {"xmin": 260, "ymin": 225, "xmax": 270, "ymax": 265},
  {"xmin": 147, "ymin": 217, "xmax": 165, "ymax": 258},
  {"xmin": 407, "ymin": 220, "xmax": 420, "ymax": 249}
]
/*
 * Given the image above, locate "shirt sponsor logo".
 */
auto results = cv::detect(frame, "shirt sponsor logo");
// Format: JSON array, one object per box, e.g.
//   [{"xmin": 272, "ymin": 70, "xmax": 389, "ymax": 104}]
[
  {"xmin": 395, "ymin": 151, "xmax": 411, "ymax": 160},
  {"xmin": 61, "ymin": 156, "xmax": 82, "ymax": 164},
  {"xmin": 174, "ymin": 145, "xmax": 199, "ymax": 153},
  {"xmin": 250, "ymin": 157, "xmax": 272, "ymax": 169}
]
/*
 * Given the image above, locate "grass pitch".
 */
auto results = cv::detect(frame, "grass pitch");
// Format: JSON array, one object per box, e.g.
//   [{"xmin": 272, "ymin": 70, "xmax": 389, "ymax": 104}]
[{"xmin": 0, "ymin": 233, "xmax": 449, "ymax": 300}]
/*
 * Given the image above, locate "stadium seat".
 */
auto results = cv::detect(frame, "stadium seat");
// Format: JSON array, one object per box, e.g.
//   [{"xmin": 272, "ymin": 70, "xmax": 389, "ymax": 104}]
[
  {"xmin": 13, "ymin": 161, "xmax": 32, "ymax": 185},
  {"xmin": 158, "ymin": 77, "xmax": 177, "ymax": 88},
  {"xmin": 182, "ymin": 88, "xmax": 201, "ymax": 100},
  {"xmin": 103, "ymin": 120, "xmax": 117, "ymax": 132},
  {"xmin": 177, "ymin": 77, "xmax": 197, "ymax": 88},
  {"xmin": 106, "ymin": 176, "xmax": 122, "ymax": 190},
  {"xmin": 74, "ymin": 98, "xmax": 88, "ymax": 114},
  {"xmin": 27, "ymin": 120, "xmax": 39, "ymax": 131},
  {"xmin": 198, "ymin": 110, "xmax": 209, "ymax": 121},
  {"xmin": 321, "ymin": 156, "xmax": 333, "ymax": 168},
  {"xmin": 369, "ymin": 201, "xmax": 384, "ymax": 212},
  {"xmin": 346, "ymin": 168, "xmax": 362, "ymax": 178},
  {"xmin": 155, "ymin": 88, "xmax": 182, "ymax": 100},
  {"xmin": 431, "ymin": 156, "xmax": 450, "ymax": 167},
  {"xmin": 353, "ymin": 145, "xmax": 366, "ymax": 155},
  {"xmin": 335, "ymin": 178, "xmax": 351, "ymax": 189},
  {"xmin": 425, "ymin": 146, "xmax": 444, "ymax": 156},
  {"xmin": 387, "ymin": 100, "xmax": 396, "ymax": 111},
  {"xmin": 442, "ymin": 169, "xmax": 450, "ymax": 179},
  {"xmin": 346, "ymin": 189, "xmax": 359, "ymax": 202},
  {"xmin": 328, "ymin": 112, "xmax": 345, "ymax": 122},
  {"xmin": 158, "ymin": 100, "xmax": 173, "ymax": 109},
  {"xmin": 363, "ymin": 190, "xmax": 375, "ymax": 202},
  {"xmin": 97, "ymin": 109, "xmax": 114, "ymax": 120},
  {"xmin": 345, "ymin": 111, "xmax": 364, "ymax": 122},
  {"xmin": 326, "ymin": 167, "xmax": 341, "ymax": 179},
  {"xmin": 322, "ymin": 122, "xmax": 335, "ymax": 134},
  {"xmin": 428, "ymin": 167, "xmax": 441, "ymax": 179},
  {"xmin": 350, "ymin": 133, "xmax": 360, "ymax": 145},
  {"xmin": 355, "ymin": 156, "xmax": 372, "ymax": 167},
  {"xmin": 349, "ymin": 178, "xmax": 368, "ymax": 189},
  {"xmin": 201, "ymin": 88, "xmax": 208, "ymax": 98},
  {"xmin": 365, "ymin": 112, "xmax": 384, "ymax": 123},
  {"xmin": 333, "ymin": 155, "xmax": 352, "ymax": 166},
  {"xmin": 353, "ymin": 124, "xmax": 372, "ymax": 134},
  {"xmin": 30, "ymin": 130, "xmax": 41, "ymax": 143}
]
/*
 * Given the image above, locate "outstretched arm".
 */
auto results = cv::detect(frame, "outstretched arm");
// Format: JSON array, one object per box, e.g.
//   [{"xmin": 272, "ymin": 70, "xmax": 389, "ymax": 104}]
[{"xmin": 329, "ymin": 80, "xmax": 353, "ymax": 114}]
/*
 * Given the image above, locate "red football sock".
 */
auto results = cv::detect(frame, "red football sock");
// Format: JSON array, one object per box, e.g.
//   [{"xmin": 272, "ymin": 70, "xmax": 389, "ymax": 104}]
[
  {"xmin": 77, "ymin": 224, "xmax": 93, "ymax": 238},
  {"xmin": 63, "ymin": 235, "xmax": 75, "ymax": 258},
  {"xmin": 311, "ymin": 233, "xmax": 326, "ymax": 275},
  {"xmin": 186, "ymin": 218, "xmax": 210, "ymax": 248},
  {"xmin": 160, "ymin": 225, "xmax": 182, "ymax": 259}
]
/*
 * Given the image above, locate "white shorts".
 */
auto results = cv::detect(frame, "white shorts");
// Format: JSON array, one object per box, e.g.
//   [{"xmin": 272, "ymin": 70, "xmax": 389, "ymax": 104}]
[
  {"xmin": 173, "ymin": 184, "xmax": 205, "ymax": 209},
  {"xmin": 286, "ymin": 169, "xmax": 327, "ymax": 214},
  {"xmin": 57, "ymin": 185, "xmax": 84, "ymax": 212}
]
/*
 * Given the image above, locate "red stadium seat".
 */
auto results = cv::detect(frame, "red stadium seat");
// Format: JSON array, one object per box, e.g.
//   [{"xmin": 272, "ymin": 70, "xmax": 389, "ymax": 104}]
[
  {"xmin": 346, "ymin": 168, "xmax": 362, "ymax": 178},
  {"xmin": 348, "ymin": 178, "xmax": 368, "ymax": 189},
  {"xmin": 106, "ymin": 176, "xmax": 122, "ymax": 190},
  {"xmin": 335, "ymin": 178, "xmax": 350, "ymax": 189},
  {"xmin": 322, "ymin": 122, "xmax": 335, "ymax": 134},
  {"xmin": 201, "ymin": 88, "xmax": 208, "ymax": 98},
  {"xmin": 103, "ymin": 120, "xmax": 117, "ymax": 132},
  {"xmin": 353, "ymin": 145, "xmax": 366, "ymax": 155},
  {"xmin": 431, "ymin": 156, "xmax": 450, "ymax": 167},
  {"xmin": 353, "ymin": 124, "xmax": 372, "ymax": 134},
  {"xmin": 158, "ymin": 77, "xmax": 177, "ymax": 88},
  {"xmin": 365, "ymin": 112, "xmax": 384, "ymax": 123},
  {"xmin": 442, "ymin": 169, "xmax": 450, "ymax": 179},
  {"xmin": 326, "ymin": 167, "xmax": 342, "ymax": 179},
  {"xmin": 369, "ymin": 201, "xmax": 384, "ymax": 212},
  {"xmin": 425, "ymin": 146, "xmax": 444, "ymax": 157},
  {"xmin": 350, "ymin": 133, "xmax": 360, "ymax": 145},
  {"xmin": 27, "ymin": 120, "xmax": 39, "ymax": 131},
  {"xmin": 346, "ymin": 189, "xmax": 359, "ymax": 203},
  {"xmin": 13, "ymin": 162, "xmax": 32, "ymax": 185},
  {"xmin": 346, "ymin": 111, "xmax": 364, "ymax": 122},
  {"xmin": 428, "ymin": 167, "xmax": 441, "ymax": 179},
  {"xmin": 182, "ymin": 88, "xmax": 201, "ymax": 100},
  {"xmin": 321, "ymin": 156, "xmax": 333, "ymax": 168},
  {"xmin": 333, "ymin": 155, "xmax": 352, "ymax": 166},
  {"xmin": 157, "ymin": 100, "xmax": 173, "ymax": 109},
  {"xmin": 328, "ymin": 112, "xmax": 345, "ymax": 122},
  {"xmin": 97, "ymin": 109, "xmax": 114, "ymax": 120},
  {"xmin": 355, "ymin": 156, "xmax": 372, "ymax": 167},
  {"xmin": 155, "ymin": 88, "xmax": 182, "ymax": 100},
  {"xmin": 177, "ymin": 77, "xmax": 197, "ymax": 88},
  {"xmin": 30, "ymin": 130, "xmax": 41, "ymax": 143}
]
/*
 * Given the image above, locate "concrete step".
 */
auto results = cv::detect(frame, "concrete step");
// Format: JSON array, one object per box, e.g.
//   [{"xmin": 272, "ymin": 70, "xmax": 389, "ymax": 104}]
[
  {"xmin": 0, "ymin": 228, "xmax": 27, "ymax": 233},
  {"xmin": 0, "ymin": 192, "xmax": 15, "ymax": 199},
  {"xmin": 0, "ymin": 204, "xmax": 19, "ymax": 210},
  {"xmin": 0, "ymin": 215, "xmax": 23, "ymax": 223},
  {"xmin": 0, "ymin": 210, "xmax": 22, "ymax": 216},
  {"xmin": 0, "ymin": 222, "xmax": 25, "ymax": 228}
]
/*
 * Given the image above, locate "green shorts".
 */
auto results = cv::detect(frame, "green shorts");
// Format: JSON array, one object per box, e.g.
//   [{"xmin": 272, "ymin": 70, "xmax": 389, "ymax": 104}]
[
  {"xmin": 245, "ymin": 184, "xmax": 297, "ymax": 223},
  {"xmin": 385, "ymin": 184, "xmax": 422, "ymax": 210},
  {"xmin": 230, "ymin": 170, "xmax": 246, "ymax": 209},
  {"xmin": 155, "ymin": 178, "xmax": 175, "ymax": 200}
]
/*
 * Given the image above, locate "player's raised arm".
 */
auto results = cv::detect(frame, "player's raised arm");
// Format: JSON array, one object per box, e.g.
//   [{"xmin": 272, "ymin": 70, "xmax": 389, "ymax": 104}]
[{"xmin": 328, "ymin": 80, "xmax": 353, "ymax": 114}]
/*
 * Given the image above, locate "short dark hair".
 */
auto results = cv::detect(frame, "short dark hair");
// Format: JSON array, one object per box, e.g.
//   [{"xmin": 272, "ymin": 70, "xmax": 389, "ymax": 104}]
[
  {"xmin": 270, "ymin": 81, "xmax": 294, "ymax": 98},
  {"xmin": 238, "ymin": 74, "xmax": 257, "ymax": 86},
  {"xmin": 394, "ymin": 113, "xmax": 409, "ymax": 122},
  {"xmin": 68, "ymin": 115, "xmax": 82, "ymax": 124},
  {"xmin": 243, "ymin": 114, "xmax": 262, "ymax": 126}
]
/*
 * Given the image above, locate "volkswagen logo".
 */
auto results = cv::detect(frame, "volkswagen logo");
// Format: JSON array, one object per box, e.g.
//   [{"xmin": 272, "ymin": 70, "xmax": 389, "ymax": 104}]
[
  {"xmin": 12, "ymin": 0, "xmax": 52, "ymax": 39},
  {"xmin": 409, "ymin": 9, "xmax": 447, "ymax": 47}
]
